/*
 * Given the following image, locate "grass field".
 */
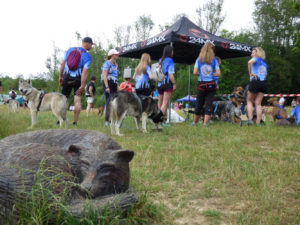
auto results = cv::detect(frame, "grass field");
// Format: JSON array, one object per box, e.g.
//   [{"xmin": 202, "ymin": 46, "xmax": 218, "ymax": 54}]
[{"xmin": 0, "ymin": 105, "xmax": 299, "ymax": 225}]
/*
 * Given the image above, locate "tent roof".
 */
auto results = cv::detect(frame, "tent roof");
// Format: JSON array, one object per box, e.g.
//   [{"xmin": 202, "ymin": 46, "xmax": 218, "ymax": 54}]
[{"xmin": 119, "ymin": 16, "xmax": 252, "ymax": 64}]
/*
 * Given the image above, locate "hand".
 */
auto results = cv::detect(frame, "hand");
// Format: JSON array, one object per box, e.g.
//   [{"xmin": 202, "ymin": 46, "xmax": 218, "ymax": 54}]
[
  {"xmin": 250, "ymin": 73, "xmax": 255, "ymax": 78},
  {"xmin": 75, "ymin": 86, "xmax": 84, "ymax": 96},
  {"xmin": 173, "ymin": 83, "xmax": 176, "ymax": 91},
  {"xmin": 59, "ymin": 77, "xmax": 63, "ymax": 85},
  {"xmin": 105, "ymin": 87, "xmax": 110, "ymax": 93}
]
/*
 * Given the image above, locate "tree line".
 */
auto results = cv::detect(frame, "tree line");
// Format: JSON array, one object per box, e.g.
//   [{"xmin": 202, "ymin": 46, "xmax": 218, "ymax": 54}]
[{"xmin": 1, "ymin": 0, "xmax": 299, "ymax": 106}]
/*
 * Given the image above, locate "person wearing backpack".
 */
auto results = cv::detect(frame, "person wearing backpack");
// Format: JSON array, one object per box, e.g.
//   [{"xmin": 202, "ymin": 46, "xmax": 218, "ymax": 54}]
[
  {"xmin": 85, "ymin": 76, "xmax": 96, "ymax": 117},
  {"xmin": 59, "ymin": 37, "xmax": 93, "ymax": 126},
  {"xmin": 153, "ymin": 45, "xmax": 176, "ymax": 124},
  {"xmin": 101, "ymin": 49, "xmax": 120, "ymax": 105}
]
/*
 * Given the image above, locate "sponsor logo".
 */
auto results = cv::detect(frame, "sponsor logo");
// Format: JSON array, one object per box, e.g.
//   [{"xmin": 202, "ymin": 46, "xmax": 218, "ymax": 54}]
[
  {"xmin": 146, "ymin": 29, "xmax": 171, "ymax": 46},
  {"xmin": 189, "ymin": 28, "xmax": 210, "ymax": 39},
  {"xmin": 229, "ymin": 43, "xmax": 251, "ymax": 52},
  {"xmin": 221, "ymin": 42, "xmax": 229, "ymax": 49},
  {"xmin": 123, "ymin": 43, "xmax": 137, "ymax": 52},
  {"xmin": 141, "ymin": 40, "xmax": 146, "ymax": 48},
  {"xmin": 188, "ymin": 37, "xmax": 215, "ymax": 45},
  {"xmin": 179, "ymin": 35, "xmax": 188, "ymax": 43}
]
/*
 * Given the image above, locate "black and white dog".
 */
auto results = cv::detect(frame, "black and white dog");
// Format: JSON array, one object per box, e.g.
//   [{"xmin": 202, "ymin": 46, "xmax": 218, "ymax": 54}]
[{"xmin": 105, "ymin": 91, "xmax": 164, "ymax": 136}]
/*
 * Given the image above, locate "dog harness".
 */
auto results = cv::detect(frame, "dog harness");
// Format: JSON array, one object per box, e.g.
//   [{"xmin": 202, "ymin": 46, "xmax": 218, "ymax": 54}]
[
  {"xmin": 274, "ymin": 104, "xmax": 286, "ymax": 119},
  {"xmin": 37, "ymin": 92, "xmax": 46, "ymax": 111}
]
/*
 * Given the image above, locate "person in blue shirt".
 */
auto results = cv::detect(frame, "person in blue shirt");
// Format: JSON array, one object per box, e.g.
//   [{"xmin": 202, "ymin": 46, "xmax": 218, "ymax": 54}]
[
  {"xmin": 247, "ymin": 47, "xmax": 268, "ymax": 125},
  {"xmin": 59, "ymin": 37, "xmax": 93, "ymax": 126},
  {"xmin": 291, "ymin": 97, "xmax": 300, "ymax": 125},
  {"xmin": 101, "ymin": 49, "xmax": 120, "ymax": 105},
  {"xmin": 156, "ymin": 45, "xmax": 176, "ymax": 119},
  {"xmin": 134, "ymin": 53, "xmax": 153, "ymax": 96},
  {"xmin": 193, "ymin": 42, "xmax": 220, "ymax": 126}
]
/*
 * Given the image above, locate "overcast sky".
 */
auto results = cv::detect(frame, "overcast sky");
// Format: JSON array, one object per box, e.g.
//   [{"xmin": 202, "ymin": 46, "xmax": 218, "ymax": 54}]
[{"xmin": 0, "ymin": 0, "xmax": 255, "ymax": 78}]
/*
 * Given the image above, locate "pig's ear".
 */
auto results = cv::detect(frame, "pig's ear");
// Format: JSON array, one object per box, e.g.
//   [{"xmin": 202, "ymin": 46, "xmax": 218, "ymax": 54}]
[
  {"xmin": 67, "ymin": 145, "xmax": 81, "ymax": 157},
  {"xmin": 114, "ymin": 150, "xmax": 134, "ymax": 163}
]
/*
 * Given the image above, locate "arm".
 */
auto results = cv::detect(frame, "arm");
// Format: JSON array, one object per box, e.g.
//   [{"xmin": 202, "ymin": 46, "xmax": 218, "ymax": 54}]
[
  {"xmin": 59, "ymin": 60, "xmax": 65, "ymax": 84},
  {"xmin": 89, "ymin": 85, "xmax": 94, "ymax": 97},
  {"xmin": 75, "ymin": 68, "xmax": 88, "ymax": 96},
  {"xmin": 213, "ymin": 68, "xmax": 221, "ymax": 77},
  {"xmin": 103, "ymin": 70, "xmax": 110, "ymax": 93},
  {"xmin": 119, "ymin": 83, "xmax": 127, "ymax": 91},
  {"xmin": 193, "ymin": 68, "xmax": 198, "ymax": 75},
  {"xmin": 248, "ymin": 59, "xmax": 255, "ymax": 78},
  {"xmin": 169, "ymin": 74, "xmax": 176, "ymax": 91}
]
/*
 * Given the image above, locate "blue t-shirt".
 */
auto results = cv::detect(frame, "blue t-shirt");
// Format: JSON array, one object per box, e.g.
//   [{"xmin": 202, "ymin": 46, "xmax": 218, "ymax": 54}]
[
  {"xmin": 157, "ymin": 57, "xmax": 175, "ymax": 87},
  {"xmin": 251, "ymin": 57, "xmax": 268, "ymax": 81},
  {"xmin": 194, "ymin": 58, "xmax": 219, "ymax": 82},
  {"xmin": 102, "ymin": 60, "xmax": 118, "ymax": 80},
  {"xmin": 63, "ymin": 47, "xmax": 91, "ymax": 77},
  {"xmin": 135, "ymin": 65, "xmax": 151, "ymax": 89},
  {"xmin": 291, "ymin": 105, "xmax": 300, "ymax": 125}
]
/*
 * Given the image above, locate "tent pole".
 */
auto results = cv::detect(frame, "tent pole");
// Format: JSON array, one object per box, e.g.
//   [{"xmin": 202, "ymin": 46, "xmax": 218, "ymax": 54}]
[{"xmin": 186, "ymin": 65, "xmax": 191, "ymax": 121}]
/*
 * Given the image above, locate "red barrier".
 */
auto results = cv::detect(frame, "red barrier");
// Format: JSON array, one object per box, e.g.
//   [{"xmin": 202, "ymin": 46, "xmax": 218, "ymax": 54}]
[{"xmin": 219, "ymin": 94, "xmax": 300, "ymax": 97}]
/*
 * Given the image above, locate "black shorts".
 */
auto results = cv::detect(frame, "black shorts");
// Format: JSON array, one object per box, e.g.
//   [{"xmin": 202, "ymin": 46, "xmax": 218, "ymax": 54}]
[
  {"xmin": 61, "ymin": 75, "xmax": 81, "ymax": 98},
  {"xmin": 136, "ymin": 88, "xmax": 151, "ymax": 96},
  {"xmin": 248, "ymin": 80, "xmax": 267, "ymax": 93},
  {"xmin": 157, "ymin": 81, "xmax": 173, "ymax": 94}
]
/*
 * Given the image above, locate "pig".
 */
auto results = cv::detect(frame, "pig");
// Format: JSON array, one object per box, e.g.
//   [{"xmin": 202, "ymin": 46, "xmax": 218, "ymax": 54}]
[{"xmin": 0, "ymin": 129, "xmax": 135, "ymax": 220}]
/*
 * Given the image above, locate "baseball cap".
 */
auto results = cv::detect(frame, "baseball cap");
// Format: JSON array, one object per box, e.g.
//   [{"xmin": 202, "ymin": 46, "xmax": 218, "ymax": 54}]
[
  {"xmin": 108, "ymin": 49, "xmax": 120, "ymax": 56},
  {"xmin": 82, "ymin": 37, "xmax": 94, "ymax": 44}
]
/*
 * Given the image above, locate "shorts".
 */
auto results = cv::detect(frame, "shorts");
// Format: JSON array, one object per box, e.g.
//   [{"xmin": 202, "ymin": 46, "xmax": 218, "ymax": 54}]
[
  {"xmin": 62, "ymin": 74, "xmax": 81, "ymax": 97},
  {"xmin": 86, "ymin": 97, "xmax": 94, "ymax": 104},
  {"xmin": 248, "ymin": 80, "xmax": 267, "ymax": 93},
  {"xmin": 157, "ymin": 82, "xmax": 173, "ymax": 95},
  {"xmin": 136, "ymin": 88, "xmax": 151, "ymax": 96}
]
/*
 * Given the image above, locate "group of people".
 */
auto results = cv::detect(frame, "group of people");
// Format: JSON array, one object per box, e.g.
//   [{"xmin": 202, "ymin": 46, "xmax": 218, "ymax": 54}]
[{"xmin": 57, "ymin": 36, "xmax": 299, "ymax": 126}]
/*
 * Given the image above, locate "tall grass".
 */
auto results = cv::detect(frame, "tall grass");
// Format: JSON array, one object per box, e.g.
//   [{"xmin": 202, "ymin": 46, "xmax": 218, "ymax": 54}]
[{"xmin": 0, "ymin": 105, "xmax": 299, "ymax": 224}]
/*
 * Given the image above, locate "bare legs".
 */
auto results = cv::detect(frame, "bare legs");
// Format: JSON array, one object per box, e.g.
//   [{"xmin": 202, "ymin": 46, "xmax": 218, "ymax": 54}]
[
  {"xmin": 158, "ymin": 92, "xmax": 172, "ymax": 115},
  {"xmin": 247, "ymin": 91, "xmax": 264, "ymax": 124},
  {"xmin": 74, "ymin": 95, "xmax": 81, "ymax": 123}
]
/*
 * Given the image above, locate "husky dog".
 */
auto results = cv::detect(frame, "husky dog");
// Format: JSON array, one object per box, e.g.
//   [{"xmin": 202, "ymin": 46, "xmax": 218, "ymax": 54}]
[
  {"xmin": 212, "ymin": 86, "xmax": 244, "ymax": 123},
  {"xmin": 2, "ymin": 96, "xmax": 19, "ymax": 113},
  {"xmin": 105, "ymin": 91, "xmax": 163, "ymax": 136},
  {"xmin": 19, "ymin": 79, "xmax": 68, "ymax": 128}
]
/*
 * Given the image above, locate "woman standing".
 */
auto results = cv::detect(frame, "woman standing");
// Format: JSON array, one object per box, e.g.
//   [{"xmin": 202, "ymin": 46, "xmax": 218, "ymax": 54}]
[
  {"xmin": 247, "ymin": 47, "xmax": 268, "ymax": 125},
  {"xmin": 101, "ymin": 49, "xmax": 120, "ymax": 105},
  {"xmin": 193, "ymin": 42, "xmax": 220, "ymax": 126},
  {"xmin": 156, "ymin": 45, "xmax": 176, "ymax": 119},
  {"xmin": 134, "ymin": 53, "xmax": 153, "ymax": 96}
]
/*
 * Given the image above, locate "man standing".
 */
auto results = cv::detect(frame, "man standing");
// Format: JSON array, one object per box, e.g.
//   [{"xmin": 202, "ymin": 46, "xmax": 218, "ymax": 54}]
[
  {"xmin": 85, "ymin": 75, "xmax": 96, "ymax": 117},
  {"xmin": 59, "ymin": 37, "xmax": 93, "ymax": 126}
]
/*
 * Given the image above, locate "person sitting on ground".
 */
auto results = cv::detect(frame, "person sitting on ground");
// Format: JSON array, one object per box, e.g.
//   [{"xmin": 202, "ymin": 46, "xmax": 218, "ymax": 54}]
[
  {"xmin": 290, "ymin": 97, "xmax": 300, "ymax": 125},
  {"xmin": 9, "ymin": 88, "xmax": 17, "ymax": 99},
  {"xmin": 119, "ymin": 74, "xmax": 133, "ymax": 93},
  {"xmin": 85, "ymin": 76, "xmax": 96, "ymax": 117},
  {"xmin": 279, "ymin": 97, "xmax": 285, "ymax": 106}
]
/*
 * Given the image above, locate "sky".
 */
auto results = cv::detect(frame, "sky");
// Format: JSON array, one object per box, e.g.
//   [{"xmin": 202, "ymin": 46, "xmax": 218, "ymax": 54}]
[{"xmin": 0, "ymin": 0, "xmax": 255, "ymax": 78}]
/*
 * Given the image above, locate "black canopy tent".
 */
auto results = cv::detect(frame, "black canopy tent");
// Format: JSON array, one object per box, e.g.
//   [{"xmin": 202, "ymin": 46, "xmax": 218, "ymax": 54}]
[
  {"xmin": 119, "ymin": 16, "xmax": 253, "ymax": 64},
  {"xmin": 118, "ymin": 16, "xmax": 253, "ymax": 121}
]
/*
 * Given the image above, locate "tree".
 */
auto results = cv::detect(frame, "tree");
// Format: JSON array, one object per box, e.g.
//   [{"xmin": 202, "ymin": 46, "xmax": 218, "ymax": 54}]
[
  {"xmin": 114, "ymin": 25, "xmax": 132, "ymax": 46},
  {"xmin": 195, "ymin": 0, "xmax": 226, "ymax": 34},
  {"xmin": 134, "ymin": 15, "xmax": 154, "ymax": 41}
]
